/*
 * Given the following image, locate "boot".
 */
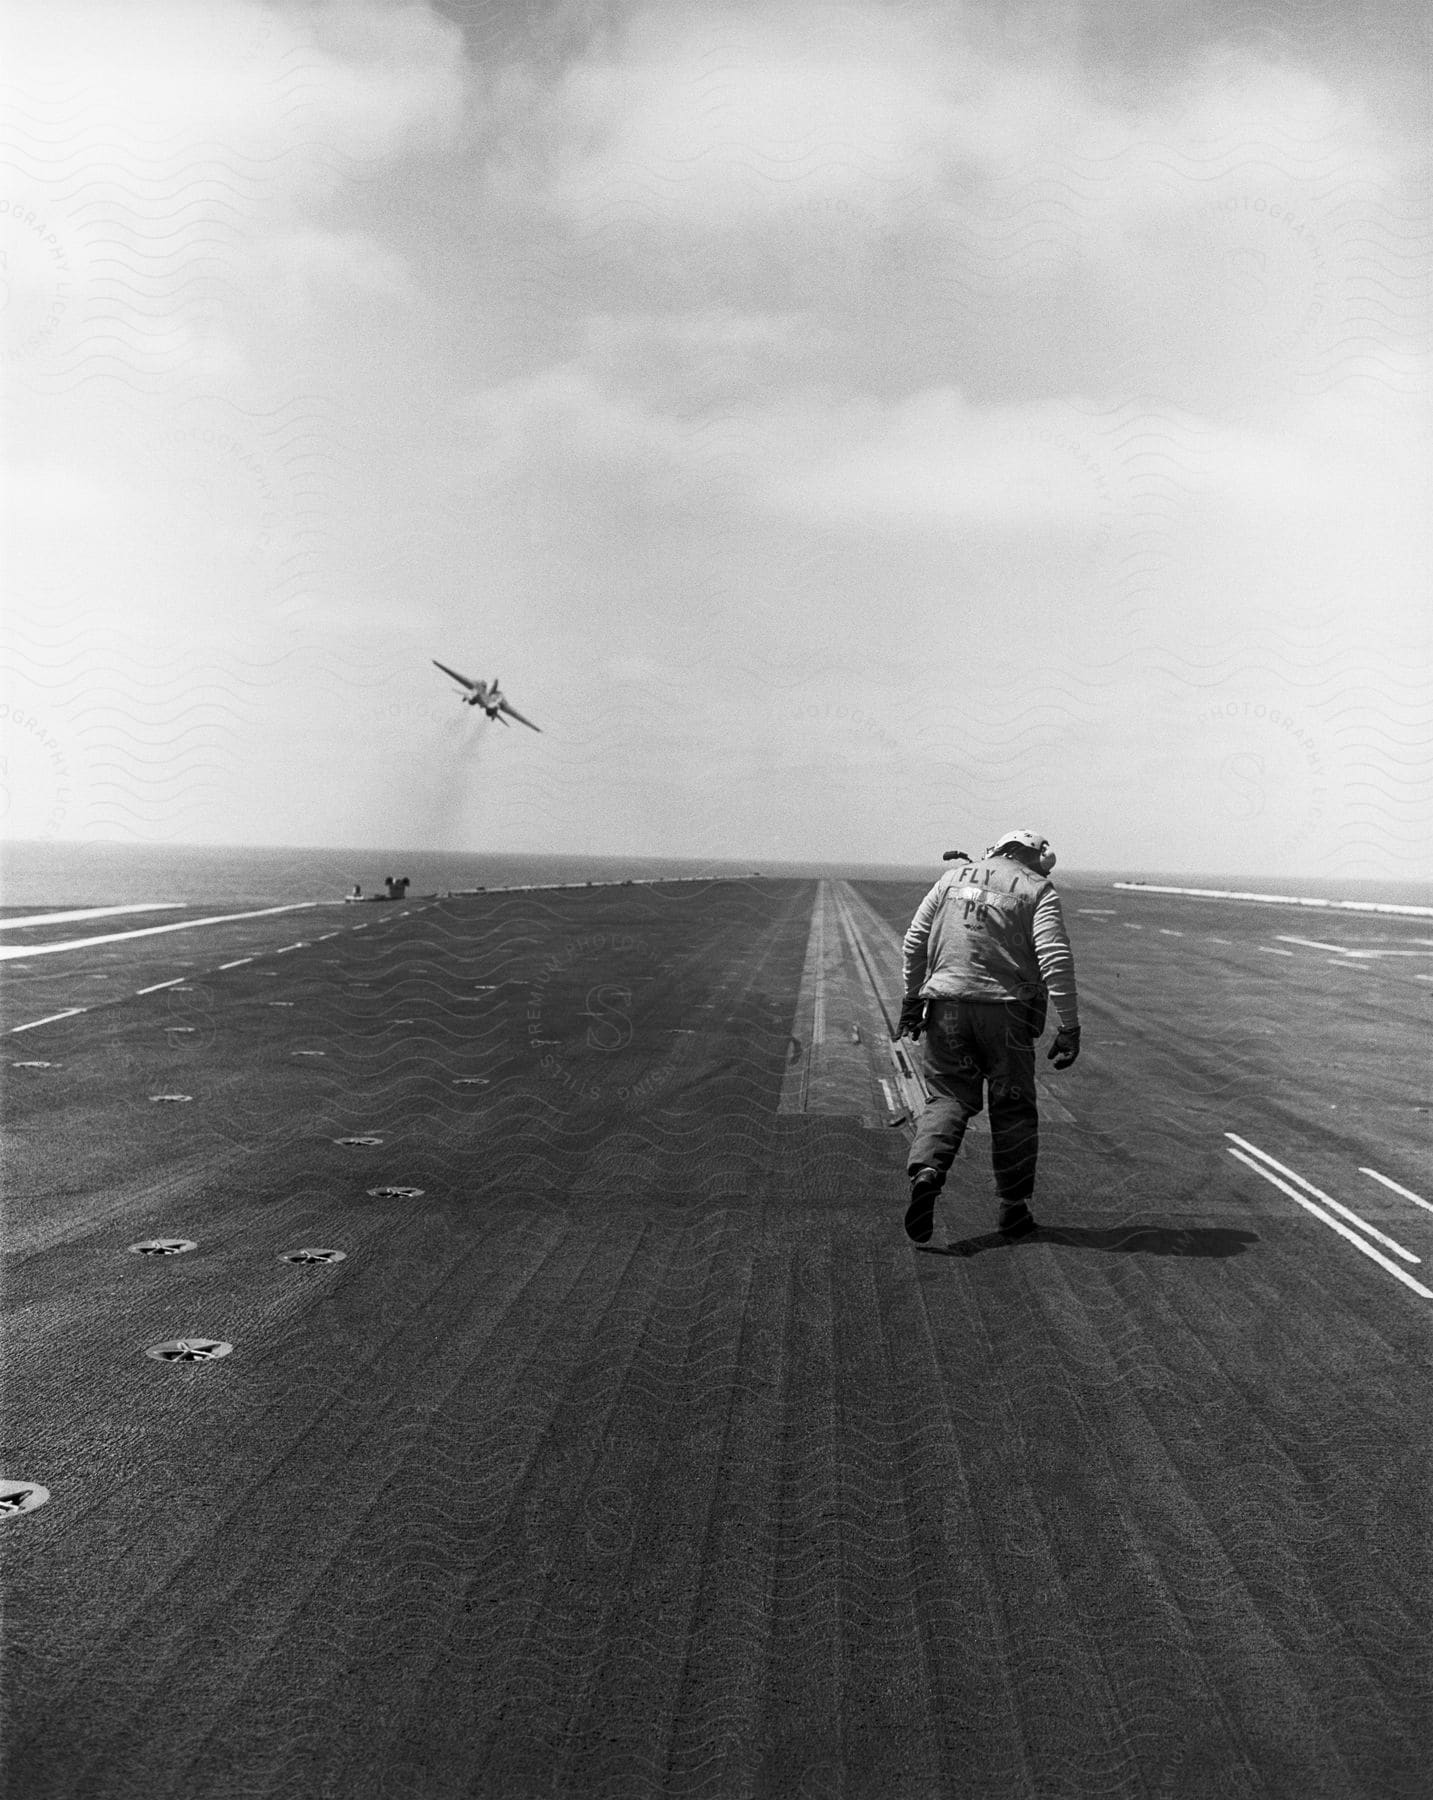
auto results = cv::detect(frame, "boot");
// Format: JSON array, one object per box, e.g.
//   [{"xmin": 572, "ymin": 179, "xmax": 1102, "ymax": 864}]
[
  {"xmin": 997, "ymin": 1199, "xmax": 1038, "ymax": 1239},
  {"xmin": 905, "ymin": 1166, "xmax": 944, "ymax": 1243}
]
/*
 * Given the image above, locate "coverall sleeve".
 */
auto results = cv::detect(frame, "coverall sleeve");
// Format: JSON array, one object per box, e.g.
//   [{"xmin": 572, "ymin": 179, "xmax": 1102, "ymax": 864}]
[
  {"xmin": 901, "ymin": 879, "xmax": 946, "ymax": 999},
  {"xmin": 1032, "ymin": 887, "xmax": 1079, "ymax": 1029}
]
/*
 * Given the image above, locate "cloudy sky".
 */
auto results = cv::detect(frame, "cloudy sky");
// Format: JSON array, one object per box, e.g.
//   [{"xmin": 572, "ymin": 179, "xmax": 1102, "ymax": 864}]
[{"xmin": 3, "ymin": 0, "xmax": 1428, "ymax": 875}]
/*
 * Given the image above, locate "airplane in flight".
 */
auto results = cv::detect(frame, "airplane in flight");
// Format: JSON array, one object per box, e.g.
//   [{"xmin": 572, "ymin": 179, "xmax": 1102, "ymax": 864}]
[{"xmin": 431, "ymin": 660, "xmax": 542, "ymax": 732}]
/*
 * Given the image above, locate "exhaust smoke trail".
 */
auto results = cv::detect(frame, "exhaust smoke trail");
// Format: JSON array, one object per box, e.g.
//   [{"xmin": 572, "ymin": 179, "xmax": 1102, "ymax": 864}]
[{"xmin": 407, "ymin": 708, "xmax": 490, "ymax": 849}]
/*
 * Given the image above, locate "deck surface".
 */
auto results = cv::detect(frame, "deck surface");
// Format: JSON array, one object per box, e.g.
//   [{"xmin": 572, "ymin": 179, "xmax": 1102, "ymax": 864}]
[{"xmin": 2, "ymin": 876, "xmax": 1429, "ymax": 1799}]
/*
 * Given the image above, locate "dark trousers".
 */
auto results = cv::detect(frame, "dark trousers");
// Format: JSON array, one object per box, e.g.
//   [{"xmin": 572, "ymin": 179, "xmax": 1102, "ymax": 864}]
[{"xmin": 908, "ymin": 998, "xmax": 1039, "ymax": 1202}]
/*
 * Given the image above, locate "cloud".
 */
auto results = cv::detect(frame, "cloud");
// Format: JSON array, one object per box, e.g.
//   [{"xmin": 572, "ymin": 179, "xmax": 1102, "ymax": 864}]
[
  {"xmin": 524, "ymin": 4, "xmax": 1393, "ymax": 239},
  {"xmin": 488, "ymin": 4, "xmax": 1413, "ymax": 430},
  {"xmin": 526, "ymin": 4, "xmax": 970, "ymax": 224},
  {"xmin": 5, "ymin": 0, "xmax": 467, "ymax": 169},
  {"xmin": 5, "ymin": 0, "xmax": 1427, "ymax": 871},
  {"xmin": 459, "ymin": 295, "xmax": 1428, "ymax": 642},
  {"xmin": 769, "ymin": 387, "xmax": 1116, "ymax": 529},
  {"xmin": 254, "ymin": 229, "xmax": 419, "ymax": 320},
  {"xmin": 466, "ymin": 360, "xmax": 694, "ymax": 473}
]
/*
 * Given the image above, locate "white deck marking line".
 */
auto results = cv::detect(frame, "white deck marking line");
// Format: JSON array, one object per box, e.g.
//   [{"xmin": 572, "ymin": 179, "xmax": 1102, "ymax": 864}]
[
  {"xmin": 812, "ymin": 883, "xmax": 828, "ymax": 1048},
  {"xmin": 1158, "ymin": 929, "xmax": 1184, "ymax": 936},
  {"xmin": 1227, "ymin": 1149, "xmax": 1433, "ymax": 1299},
  {"xmin": 1224, "ymin": 1134, "xmax": 1419, "ymax": 1261},
  {"xmin": 0, "ymin": 902, "xmax": 327, "ymax": 962},
  {"xmin": 1278, "ymin": 935, "xmax": 1363, "ymax": 955},
  {"xmin": 1114, "ymin": 883, "xmax": 1433, "ymax": 918},
  {"xmin": 0, "ymin": 903, "xmax": 183, "ymax": 931},
  {"xmin": 136, "ymin": 976, "xmax": 187, "ymax": 995},
  {"xmin": 878, "ymin": 1077, "xmax": 898, "ymax": 1112},
  {"xmin": 1360, "ymin": 1169, "xmax": 1433, "ymax": 1216},
  {"xmin": 1287, "ymin": 942, "xmax": 1430, "ymax": 959},
  {"xmin": 827, "ymin": 883, "xmax": 928, "ymax": 1123},
  {"xmin": 218, "ymin": 957, "xmax": 253, "ymax": 971},
  {"xmin": 1257, "ymin": 947, "xmax": 1294, "ymax": 956},
  {"xmin": 275, "ymin": 943, "xmax": 307, "ymax": 953},
  {"xmin": 11, "ymin": 1008, "xmax": 87, "ymax": 1033},
  {"xmin": 1209, "ymin": 937, "xmax": 1232, "ymax": 945}
]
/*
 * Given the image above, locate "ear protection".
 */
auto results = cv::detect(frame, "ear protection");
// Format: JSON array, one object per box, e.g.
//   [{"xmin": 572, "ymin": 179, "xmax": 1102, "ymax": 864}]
[{"xmin": 988, "ymin": 830, "xmax": 1057, "ymax": 877}]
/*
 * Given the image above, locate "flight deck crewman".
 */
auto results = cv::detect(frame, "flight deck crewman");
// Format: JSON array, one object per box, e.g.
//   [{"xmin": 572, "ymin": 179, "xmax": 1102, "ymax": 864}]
[{"xmin": 896, "ymin": 829, "xmax": 1081, "ymax": 1244}]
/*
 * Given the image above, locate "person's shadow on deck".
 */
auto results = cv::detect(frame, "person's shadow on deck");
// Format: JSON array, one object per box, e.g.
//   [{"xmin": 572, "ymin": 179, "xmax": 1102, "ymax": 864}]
[{"xmin": 917, "ymin": 1224, "xmax": 1258, "ymax": 1260}]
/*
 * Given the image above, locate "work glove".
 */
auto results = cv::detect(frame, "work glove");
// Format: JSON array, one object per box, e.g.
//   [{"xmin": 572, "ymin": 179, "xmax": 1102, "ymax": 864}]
[
  {"xmin": 1046, "ymin": 1025, "xmax": 1081, "ymax": 1070},
  {"xmin": 897, "ymin": 996, "xmax": 927, "ymax": 1040}
]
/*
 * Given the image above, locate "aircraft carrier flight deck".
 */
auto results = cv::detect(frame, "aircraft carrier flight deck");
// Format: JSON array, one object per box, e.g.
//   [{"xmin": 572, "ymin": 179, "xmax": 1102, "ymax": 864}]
[{"xmin": 2, "ymin": 875, "xmax": 1428, "ymax": 1799}]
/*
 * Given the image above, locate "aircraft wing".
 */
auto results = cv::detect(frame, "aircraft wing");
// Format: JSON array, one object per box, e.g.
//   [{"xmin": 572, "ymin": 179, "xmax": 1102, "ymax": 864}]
[
  {"xmin": 498, "ymin": 697, "xmax": 542, "ymax": 733},
  {"xmin": 432, "ymin": 659, "xmax": 479, "ymax": 693}
]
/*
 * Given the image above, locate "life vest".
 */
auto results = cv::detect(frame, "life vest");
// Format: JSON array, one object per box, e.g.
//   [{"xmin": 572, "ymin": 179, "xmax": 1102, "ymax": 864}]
[{"xmin": 922, "ymin": 855, "xmax": 1052, "ymax": 1009}]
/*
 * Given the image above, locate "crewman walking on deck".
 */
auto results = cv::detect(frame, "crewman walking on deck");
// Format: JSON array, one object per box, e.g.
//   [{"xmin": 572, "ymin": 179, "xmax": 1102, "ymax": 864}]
[{"xmin": 896, "ymin": 829, "xmax": 1081, "ymax": 1243}]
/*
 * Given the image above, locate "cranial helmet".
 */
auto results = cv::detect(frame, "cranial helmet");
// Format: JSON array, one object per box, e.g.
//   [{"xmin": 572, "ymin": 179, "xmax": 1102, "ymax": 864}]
[{"xmin": 989, "ymin": 829, "xmax": 1056, "ymax": 876}]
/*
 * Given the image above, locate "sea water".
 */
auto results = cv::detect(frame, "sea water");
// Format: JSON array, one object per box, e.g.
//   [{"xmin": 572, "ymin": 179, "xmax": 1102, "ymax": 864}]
[
  {"xmin": 1, "ymin": 840, "xmax": 1429, "ymax": 912},
  {"xmin": 0, "ymin": 840, "xmax": 939, "ymax": 909}
]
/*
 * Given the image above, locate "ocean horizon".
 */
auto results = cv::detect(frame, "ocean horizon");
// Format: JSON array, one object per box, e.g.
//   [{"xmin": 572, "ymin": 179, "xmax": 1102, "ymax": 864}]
[{"xmin": 2, "ymin": 839, "xmax": 1431, "ymax": 912}]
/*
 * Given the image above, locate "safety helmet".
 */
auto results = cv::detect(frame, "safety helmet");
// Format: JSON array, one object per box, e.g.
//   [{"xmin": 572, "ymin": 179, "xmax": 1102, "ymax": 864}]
[{"xmin": 988, "ymin": 829, "xmax": 1056, "ymax": 876}]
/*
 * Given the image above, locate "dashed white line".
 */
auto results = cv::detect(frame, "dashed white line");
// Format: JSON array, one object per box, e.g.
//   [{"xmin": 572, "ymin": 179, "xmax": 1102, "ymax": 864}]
[
  {"xmin": 136, "ymin": 976, "xmax": 188, "ymax": 995},
  {"xmin": 1227, "ymin": 1149, "xmax": 1433, "ymax": 1299},
  {"xmin": 218, "ymin": 958, "xmax": 253, "ymax": 971},
  {"xmin": 1257, "ymin": 947, "xmax": 1294, "ymax": 956},
  {"xmin": 275, "ymin": 943, "xmax": 307, "ymax": 953},
  {"xmin": 1225, "ymin": 1133, "xmax": 1420, "ymax": 1262},
  {"xmin": 1209, "ymin": 937, "xmax": 1232, "ymax": 946},
  {"xmin": 11, "ymin": 1008, "xmax": 87, "ymax": 1034},
  {"xmin": 1158, "ymin": 929, "xmax": 1184, "ymax": 937},
  {"xmin": 1360, "ymin": 1169, "xmax": 1433, "ymax": 1216},
  {"xmin": 1278, "ymin": 935, "xmax": 1359, "ymax": 955}
]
